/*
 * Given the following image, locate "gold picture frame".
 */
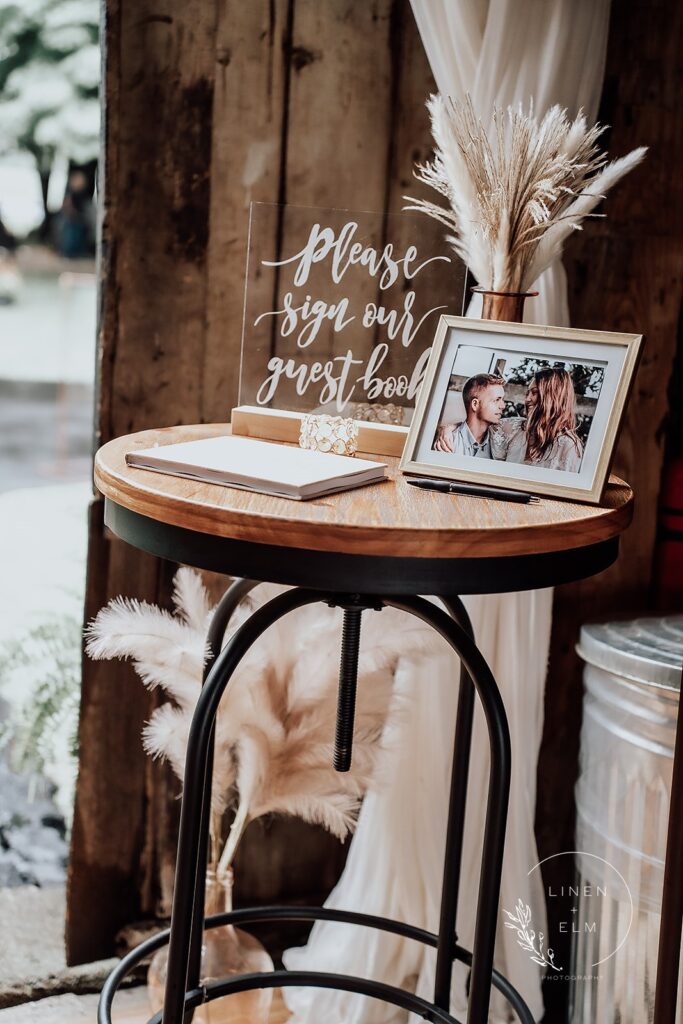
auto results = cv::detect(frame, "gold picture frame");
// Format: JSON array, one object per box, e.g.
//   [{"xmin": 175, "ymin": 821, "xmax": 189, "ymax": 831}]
[{"xmin": 399, "ymin": 316, "xmax": 643, "ymax": 504}]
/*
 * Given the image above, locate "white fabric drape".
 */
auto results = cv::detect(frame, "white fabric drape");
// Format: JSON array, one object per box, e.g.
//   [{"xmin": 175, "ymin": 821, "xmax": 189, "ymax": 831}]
[
  {"xmin": 412, "ymin": 0, "xmax": 611, "ymax": 329},
  {"xmin": 283, "ymin": 3, "xmax": 611, "ymax": 1021},
  {"xmin": 284, "ymin": 594, "xmax": 553, "ymax": 1024}
]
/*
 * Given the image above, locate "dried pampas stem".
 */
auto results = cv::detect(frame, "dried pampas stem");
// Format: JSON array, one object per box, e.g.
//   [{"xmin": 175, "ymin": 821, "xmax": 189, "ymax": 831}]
[
  {"xmin": 404, "ymin": 95, "xmax": 646, "ymax": 293},
  {"xmin": 218, "ymin": 802, "xmax": 250, "ymax": 876},
  {"xmin": 86, "ymin": 570, "xmax": 441, "ymax": 871}
]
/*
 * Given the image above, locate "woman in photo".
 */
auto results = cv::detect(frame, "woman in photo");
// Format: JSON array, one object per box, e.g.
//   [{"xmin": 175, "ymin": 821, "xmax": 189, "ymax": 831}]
[{"xmin": 493, "ymin": 367, "xmax": 584, "ymax": 472}]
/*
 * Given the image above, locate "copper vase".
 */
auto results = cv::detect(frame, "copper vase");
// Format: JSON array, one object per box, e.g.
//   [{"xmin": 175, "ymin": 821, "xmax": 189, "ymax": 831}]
[{"xmin": 472, "ymin": 286, "xmax": 538, "ymax": 324}]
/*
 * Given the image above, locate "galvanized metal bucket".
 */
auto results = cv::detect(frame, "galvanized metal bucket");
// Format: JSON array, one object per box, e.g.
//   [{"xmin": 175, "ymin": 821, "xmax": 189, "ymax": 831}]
[{"xmin": 570, "ymin": 616, "xmax": 683, "ymax": 1023}]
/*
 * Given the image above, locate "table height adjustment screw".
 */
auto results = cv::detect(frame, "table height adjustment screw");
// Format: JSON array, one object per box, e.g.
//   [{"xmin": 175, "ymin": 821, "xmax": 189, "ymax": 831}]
[{"xmin": 334, "ymin": 606, "xmax": 363, "ymax": 772}]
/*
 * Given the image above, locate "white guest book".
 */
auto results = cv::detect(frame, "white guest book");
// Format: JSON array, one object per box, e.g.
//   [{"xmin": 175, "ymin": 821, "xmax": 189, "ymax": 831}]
[{"xmin": 126, "ymin": 435, "xmax": 387, "ymax": 501}]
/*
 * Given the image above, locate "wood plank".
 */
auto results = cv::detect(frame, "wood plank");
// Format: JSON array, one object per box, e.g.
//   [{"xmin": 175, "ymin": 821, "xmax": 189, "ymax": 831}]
[
  {"xmin": 379, "ymin": 0, "xmax": 467, "ymax": 381},
  {"xmin": 383, "ymin": 0, "xmax": 437, "ymax": 217},
  {"xmin": 67, "ymin": 502, "xmax": 176, "ymax": 964},
  {"xmin": 73, "ymin": 0, "xmax": 222, "ymax": 963},
  {"xmin": 99, "ymin": 0, "xmax": 217, "ymax": 443},
  {"xmin": 285, "ymin": 0, "xmax": 394, "ymax": 210},
  {"xmin": 231, "ymin": 405, "xmax": 409, "ymax": 456},
  {"xmin": 265, "ymin": 0, "xmax": 396, "ymax": 404},
  {"xmin": 93, "ymin": 423, "xmax": 633, "ymax": 559},
  {"xmin": 202, "ymin": 2, "xmax": 290, "ymax": 421}
]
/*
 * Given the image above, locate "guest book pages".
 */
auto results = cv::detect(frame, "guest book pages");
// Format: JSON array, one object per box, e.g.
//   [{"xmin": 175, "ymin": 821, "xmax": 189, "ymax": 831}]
[{"xmin": 126, "ymin": 436, "xmax": 387, "ymax": 500}]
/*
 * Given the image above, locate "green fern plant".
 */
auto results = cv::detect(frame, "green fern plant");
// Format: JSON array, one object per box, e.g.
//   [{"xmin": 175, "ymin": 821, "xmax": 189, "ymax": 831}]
[{"xmin": 0, "ymin": 614, "xmax": 82, "ymax": 819}]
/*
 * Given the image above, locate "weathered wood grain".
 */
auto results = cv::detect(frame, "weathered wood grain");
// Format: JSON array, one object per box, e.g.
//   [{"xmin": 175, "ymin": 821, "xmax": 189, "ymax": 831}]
[
  {"xmin": 264, "ymin": 0, "xmax": 396, "ymax": 400},
  {"xmin": 285, "ymin": 0, "xmax": 394, "ymax": 210},
  {"xmin": 202, "ymin": 1, "xmax": 290, "ymax": 421},
  {"xmin": 379, "ymin": 1, "xmax": 466, "ymax": 379},
  {"xmin": 67, "ymin": 502, "xmax": 174, "ymax": 964},
  {"xmin": 105, "ymin": 3, "xmax": 216, "ymax": 440},
  {"xmin": 72, "ymin": 0, "xmax": 222, "ymax": 965}
]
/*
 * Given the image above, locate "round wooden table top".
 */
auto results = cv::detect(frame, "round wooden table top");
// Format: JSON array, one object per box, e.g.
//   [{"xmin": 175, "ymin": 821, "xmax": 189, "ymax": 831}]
[{"xmin": 95, "ymin": 424, "xmax": 633, "ymax": 561}]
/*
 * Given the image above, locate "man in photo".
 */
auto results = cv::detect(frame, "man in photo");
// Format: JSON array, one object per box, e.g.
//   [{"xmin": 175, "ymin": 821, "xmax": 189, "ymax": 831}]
[{"xmin": 433, "ymin": 373, "xmax": 505, "ymax": 457}]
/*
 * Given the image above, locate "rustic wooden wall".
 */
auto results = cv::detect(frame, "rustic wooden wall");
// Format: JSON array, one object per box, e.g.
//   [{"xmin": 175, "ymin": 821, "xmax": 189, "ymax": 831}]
[
  {"xmin": 69, "ymin": 0, "xmax": 682, "ymax": 993},
  {"xmin": 68, "ymin": 0, "xmax": 440, "ymax": 964}
]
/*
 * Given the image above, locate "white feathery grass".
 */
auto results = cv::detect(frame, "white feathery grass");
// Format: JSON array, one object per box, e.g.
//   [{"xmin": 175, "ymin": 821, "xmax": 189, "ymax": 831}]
[
  {"xmin": 172, "ymin": 566, "xmax": 211, "ymax": 630},
  {"xmin": 143, "ymin": 703, "xmax": 194, "ymax": 784},
  {"xmin": 85, "ymin": 596, "xmax": 209, "ymax": 708},
  {"xmin": 86, "ymin": 571, "xmax": 442, "ymax": 871},
  {"xmin": 404, "ymin": 95, "xmax": 646, "ymax": 292},
  {"xmin": 524, "ymin": 146, "xmax": 647, "ymax": 285}
]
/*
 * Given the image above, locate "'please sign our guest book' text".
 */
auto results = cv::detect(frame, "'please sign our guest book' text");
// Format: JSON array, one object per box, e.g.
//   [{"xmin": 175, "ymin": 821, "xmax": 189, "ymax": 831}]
[{"xmin": 239, "ymin": 203, "xmax": 467, "ymax": 425}]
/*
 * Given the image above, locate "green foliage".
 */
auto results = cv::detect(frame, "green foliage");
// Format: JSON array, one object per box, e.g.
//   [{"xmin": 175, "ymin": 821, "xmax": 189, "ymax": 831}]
[
  {"xmin": 0, "ymin": 0, "xmax": 100, "ymax": 173},
  {"xmin": 0, "ymin": 613, "xmax": 81, "ymax": 779},
  {"xmin": 504, "ymin": 356, "xmax": 604, "ymax": 398}
]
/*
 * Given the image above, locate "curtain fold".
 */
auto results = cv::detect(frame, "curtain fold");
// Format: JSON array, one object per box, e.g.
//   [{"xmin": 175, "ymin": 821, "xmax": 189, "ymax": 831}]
[{"xmin": 283, "ymin": 2, "xmax": 611, "ymax": 1020}]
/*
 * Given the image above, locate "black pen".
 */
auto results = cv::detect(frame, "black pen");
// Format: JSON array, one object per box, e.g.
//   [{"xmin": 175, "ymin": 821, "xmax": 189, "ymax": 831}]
[{"xmin": 406, "ymin": 477, "xmax": 540, "ymax": 505}]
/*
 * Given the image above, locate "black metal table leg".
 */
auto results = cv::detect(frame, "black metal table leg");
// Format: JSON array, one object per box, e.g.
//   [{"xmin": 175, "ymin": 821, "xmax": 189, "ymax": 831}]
[
  {"xmin": 184, "ymin": 579, "xmax": 260, "ymax": 1022},
  {"xmin": 385, "ymin": 597, "xmax": 511, "ymax": 1024},
  {"xmin": 99, "ymin": 586, "xmax": 521, "ymax": 1024},
  {"xmin": 434, "ymin": 598, "xmax": 476, "ymax": 1010},
  {"xmin": 161, "ymin": 588, "xmax": 331, "ymax": 1024}
]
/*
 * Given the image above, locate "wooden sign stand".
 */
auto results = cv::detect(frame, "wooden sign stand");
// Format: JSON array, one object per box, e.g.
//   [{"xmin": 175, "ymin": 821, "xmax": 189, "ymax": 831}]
[{"xmin": 230, "ymin": 405, "xmax": 409, "ymax": 458}]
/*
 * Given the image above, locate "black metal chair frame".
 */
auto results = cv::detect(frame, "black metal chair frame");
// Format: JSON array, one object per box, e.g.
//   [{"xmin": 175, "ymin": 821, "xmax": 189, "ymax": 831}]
[{"xmin": 97, "ymin": 501, "xmax": 619, "ymax": 1024}]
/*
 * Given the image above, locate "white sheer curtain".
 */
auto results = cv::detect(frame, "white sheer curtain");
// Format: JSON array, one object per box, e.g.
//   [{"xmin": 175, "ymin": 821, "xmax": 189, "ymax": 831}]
[
  {"xmin": 284, "ymin": 3, "xmax": 611, "ymax": 1021},
  {"xmin": 410, "ymin": 0, "xmax": 611, "ymax": 328}
]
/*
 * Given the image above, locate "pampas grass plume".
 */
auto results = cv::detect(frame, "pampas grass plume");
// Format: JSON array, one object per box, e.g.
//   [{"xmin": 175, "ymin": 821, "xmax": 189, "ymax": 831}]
[
  {"xmin": 86, "ymin": 570, "xmax": 441, "ymax": 870},
  {"xmin": 405, "ymin": 95, "xmax": 646, "ymax": 292}
]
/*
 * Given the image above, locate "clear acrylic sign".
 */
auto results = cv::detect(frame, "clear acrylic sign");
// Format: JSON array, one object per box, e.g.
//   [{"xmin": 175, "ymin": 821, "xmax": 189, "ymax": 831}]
[{"xmin": 239, "ymin": 203, "xmax": 466, "ymax": 424}]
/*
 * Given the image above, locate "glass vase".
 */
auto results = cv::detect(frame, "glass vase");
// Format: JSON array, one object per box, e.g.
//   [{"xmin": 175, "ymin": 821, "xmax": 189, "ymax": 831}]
[
  {"xmin": 148, "ymin": 867, "xmax": 274, "ymax": 1023},
  {"xmin": 471, "ymin": 286, "xmax": 538, "ymax": 324}
]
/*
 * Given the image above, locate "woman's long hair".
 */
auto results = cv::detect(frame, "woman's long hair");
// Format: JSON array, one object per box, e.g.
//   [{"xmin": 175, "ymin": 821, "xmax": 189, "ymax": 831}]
[{"xmin": 525, "ymin": 367, "xmax": 582, "ymax": 462}]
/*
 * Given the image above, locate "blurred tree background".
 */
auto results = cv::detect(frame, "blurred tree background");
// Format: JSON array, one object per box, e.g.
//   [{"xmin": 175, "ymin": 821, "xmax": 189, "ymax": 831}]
[
  {"xmin": 504, "ymin": 357, "xmax": 605, "ymax": 398},
  {"xmin": 0, "ymin": 1, "xmax": 99, "ymax": 889},
  {"xmin": 0, "ymin": 0, "xmax": 99, "ymax": 247}
]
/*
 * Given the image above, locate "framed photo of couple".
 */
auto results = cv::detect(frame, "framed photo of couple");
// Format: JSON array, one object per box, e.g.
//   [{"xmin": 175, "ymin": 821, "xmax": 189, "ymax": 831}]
[{"xmin": 400, "ymin": 316, "xmax": 643, "ymax": 504}]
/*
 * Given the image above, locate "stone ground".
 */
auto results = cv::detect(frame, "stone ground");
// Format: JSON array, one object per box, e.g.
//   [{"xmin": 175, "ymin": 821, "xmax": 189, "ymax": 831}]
[
  {"xmin": 0, "ymin": 991, "xmax": 148, "ymax": 1024},
  {"xmin": 0, "ymin": 886, "xmax": 292, "ymax": 1021},
  {"xmin": 0, "ymin": 760, "xmax": 68, "ymax": 888},
  {"xmin": 0, "ymin": 989, "xmax": 148, "ymax": 1023},
  {"xmin": 0, "ymin": 887, "xmax": 117, "ymax": 1010},
  {"xmin": 0, "ymin": 988, "xmax": 290, "ymax": 1022}
]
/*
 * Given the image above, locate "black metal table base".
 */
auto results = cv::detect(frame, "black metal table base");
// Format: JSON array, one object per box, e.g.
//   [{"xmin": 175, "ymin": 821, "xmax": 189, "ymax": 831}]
[
  {"xmin": 98, "ymin": 577, "xmax": 536, "ymax": 1024},
  {"xmin": 99, "ymin": 907, "xmax": 534, "ymax": 1024}
]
